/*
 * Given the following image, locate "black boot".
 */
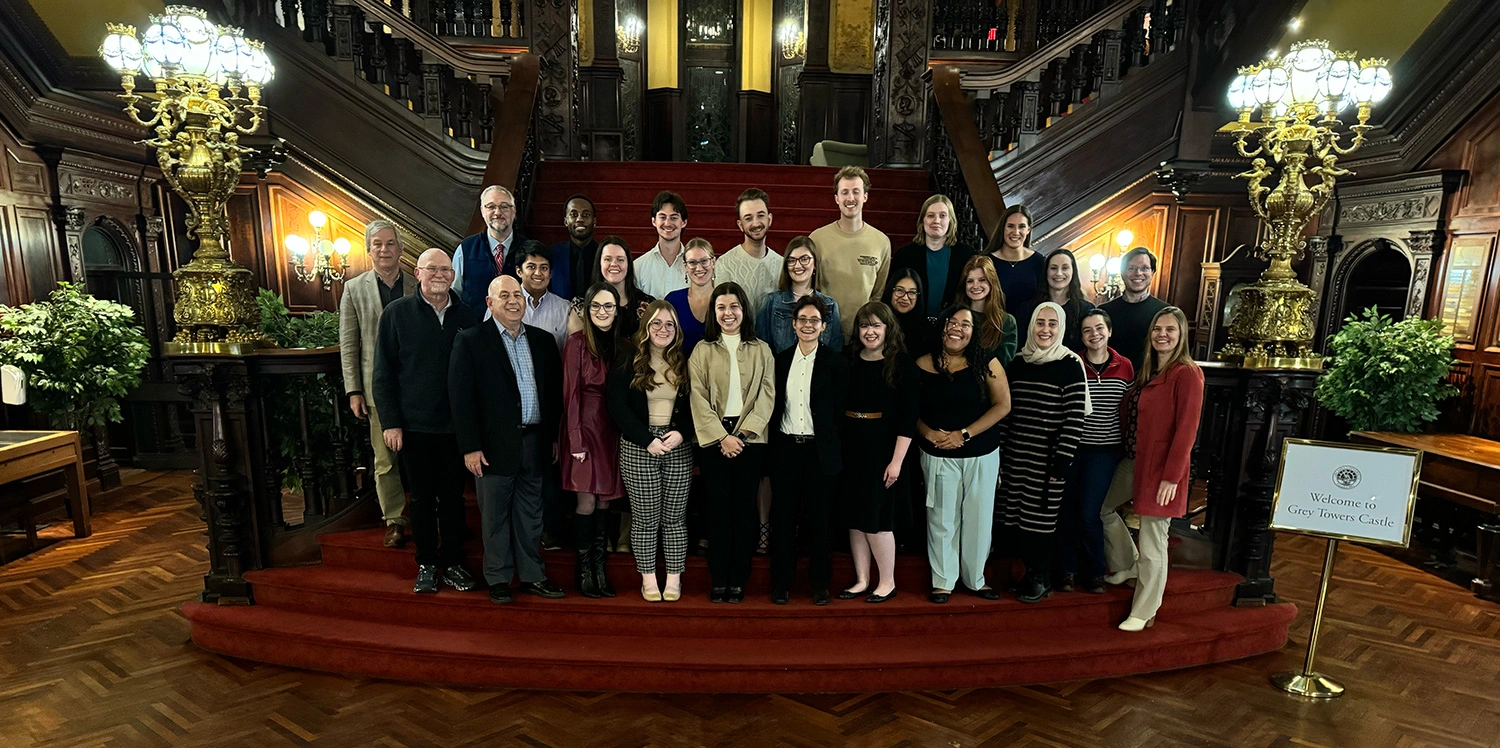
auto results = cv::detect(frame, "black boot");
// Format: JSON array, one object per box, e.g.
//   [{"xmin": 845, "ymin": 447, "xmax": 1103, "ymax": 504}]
[
  {"xmin": 575, "ymin": 513, "xmax": 602, "ymax": 599},
  {"xmin": 592, "ymin": 511, "xmax": 617, "ymax": 597}
]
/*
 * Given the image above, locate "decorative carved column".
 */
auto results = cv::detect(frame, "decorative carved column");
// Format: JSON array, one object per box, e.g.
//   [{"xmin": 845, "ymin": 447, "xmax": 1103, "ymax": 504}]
[
  {"xmin": 870, "ymin": 0, "xmax": 931, "ymax": 168},
  {"xmin": 1304, "ymin": 235, "xmax": 1331, "ymax": 341},
  {"xmin": 1405, "ymin": 229, "xmax": 1442, "ymax": 319},
  {"xmin": 176, "ymin": 358, "xmax": 257, "ymax": 604},
  {"xmin": 1200, "ymin": 365, "xmax": 1319, "ymax": 605},
  {"xmin": 531, "ymin": 0, "xmax": 581, "ymax": 159}
]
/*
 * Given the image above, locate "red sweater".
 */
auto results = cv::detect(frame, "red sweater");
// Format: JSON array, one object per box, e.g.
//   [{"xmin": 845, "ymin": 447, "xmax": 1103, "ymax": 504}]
[{"xmin": 1127, "ymin": 362, "xmax": 1204, "ymax": 517}]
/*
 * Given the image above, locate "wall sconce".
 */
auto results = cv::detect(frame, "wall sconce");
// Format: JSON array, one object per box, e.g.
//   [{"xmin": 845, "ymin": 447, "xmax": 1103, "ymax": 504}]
[
  {"xmin": 617, "ymin": 16, "xmax": 642, "ymax": 55},
  {"xmin": 285, "ymin": 210, "xmax": 350, "ymax": 290},
  {"xmin": 778, "ymin": 19, "xmax": 805, "ymax": 60}
]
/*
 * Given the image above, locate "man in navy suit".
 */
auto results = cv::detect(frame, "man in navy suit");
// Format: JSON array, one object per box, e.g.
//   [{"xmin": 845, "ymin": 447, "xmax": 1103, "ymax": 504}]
[{"xmin": 451, "ymin": 185, "xmax": 529, "ymax": 309}]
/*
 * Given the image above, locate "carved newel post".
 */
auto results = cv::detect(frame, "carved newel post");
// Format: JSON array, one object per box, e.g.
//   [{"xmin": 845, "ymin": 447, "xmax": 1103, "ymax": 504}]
[{"xmin": 177, "ymin": 358, "xmax": 257, "ymax": 604}]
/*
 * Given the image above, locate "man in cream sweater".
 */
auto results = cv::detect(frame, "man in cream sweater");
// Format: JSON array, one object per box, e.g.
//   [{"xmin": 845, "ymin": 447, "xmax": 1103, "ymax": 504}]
[{"xmin": 809, "ymin": 166, "xmax": 890, "ymax": 342}]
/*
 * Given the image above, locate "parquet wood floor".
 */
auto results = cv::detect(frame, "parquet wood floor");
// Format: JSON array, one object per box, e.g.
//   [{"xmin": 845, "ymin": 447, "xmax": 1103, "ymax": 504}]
[{"xmin": 2, "ymin": 470, "xmax": 1498, "ymax": 748}]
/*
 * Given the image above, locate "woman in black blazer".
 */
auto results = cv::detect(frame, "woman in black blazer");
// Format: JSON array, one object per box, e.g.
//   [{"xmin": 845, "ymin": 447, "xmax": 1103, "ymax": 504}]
[
  {"xmin": 768, "ymin": 295, "xmax": 849, "ymax": 605},
  {"xmin": 606, "ymin": 301, "xmax": 696, "ymax": 603}
]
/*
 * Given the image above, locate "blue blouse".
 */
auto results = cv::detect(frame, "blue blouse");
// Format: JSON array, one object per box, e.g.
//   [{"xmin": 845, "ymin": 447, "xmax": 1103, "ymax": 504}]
[{"xmin": 665, "ymin": 289, "xmax": 707, "ymax": 358}]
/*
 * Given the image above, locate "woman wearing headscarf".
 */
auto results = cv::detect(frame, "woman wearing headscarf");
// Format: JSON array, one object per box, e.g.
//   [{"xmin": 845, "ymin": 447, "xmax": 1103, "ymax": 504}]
[{"xmin": 998, "ymin": 302, "xmax": 1089, "ymax": 603}]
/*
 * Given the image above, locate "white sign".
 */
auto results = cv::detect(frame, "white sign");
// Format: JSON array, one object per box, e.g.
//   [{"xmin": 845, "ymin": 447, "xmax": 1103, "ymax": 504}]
[{"xmin": 1269, "ymin": 439, "xmax": 1422, "ymax": 548}]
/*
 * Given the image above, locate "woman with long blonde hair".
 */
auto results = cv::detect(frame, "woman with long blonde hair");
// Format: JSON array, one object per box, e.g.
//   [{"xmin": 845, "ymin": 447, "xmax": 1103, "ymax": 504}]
[
  {"xmin": 606, "ymin": 301, "xmax": 696, "ymax": 602},
  {"xmin": 1109, "ymin": 306, "xmax": 1203, "ymax": 631},
  {"xmin": 954, "ymin": 255, "xmax": 1018, "ymax": 366}
]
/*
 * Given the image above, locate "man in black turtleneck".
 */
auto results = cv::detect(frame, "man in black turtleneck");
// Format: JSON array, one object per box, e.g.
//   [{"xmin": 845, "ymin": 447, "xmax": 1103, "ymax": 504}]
[{"xmin": 1099, "ymin": 247, "xmax": 1168, "ymax": 369}]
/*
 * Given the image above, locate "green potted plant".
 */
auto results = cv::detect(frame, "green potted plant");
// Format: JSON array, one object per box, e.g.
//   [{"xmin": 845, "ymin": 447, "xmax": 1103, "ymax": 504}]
[
  {"xmin": 255, "ymin": 289, "xmax": 343, "ymax": 492},
  {"xmin": 1315, "ymin": 306, "xmax": 1458, "ymax": 433},
  {"xmin": 0, "ymin": 283, "xmax": 151, "ymax": 484}
]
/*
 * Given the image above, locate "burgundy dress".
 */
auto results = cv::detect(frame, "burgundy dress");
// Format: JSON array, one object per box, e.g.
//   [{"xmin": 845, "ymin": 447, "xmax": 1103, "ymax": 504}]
[{"xmin": 560, "ymin": 331, "xmax": 625, "ymax": 498}]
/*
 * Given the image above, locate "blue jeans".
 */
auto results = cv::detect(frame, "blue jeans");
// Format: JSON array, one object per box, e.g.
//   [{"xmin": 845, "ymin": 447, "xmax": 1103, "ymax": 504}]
[{"xmin": 1059, "ymin": 445, "xmax": 1121, "ymax": 580}]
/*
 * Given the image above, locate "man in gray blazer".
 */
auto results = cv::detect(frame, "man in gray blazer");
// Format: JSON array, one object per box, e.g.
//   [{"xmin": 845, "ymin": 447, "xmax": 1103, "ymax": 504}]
[{"xmin": 340, "ymin": 219, "xmax": 417, "ymax": 547}]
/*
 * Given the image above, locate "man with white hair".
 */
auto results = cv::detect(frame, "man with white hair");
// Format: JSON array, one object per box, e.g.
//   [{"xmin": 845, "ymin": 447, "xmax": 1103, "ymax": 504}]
[
  {"xmin": 339, "ymin": 220, "xmax": 416, "ymax": 547},
  {"xmin": 452, "ymin": 185, "xmax": 530, "ymax": 309},
  {"xmin": 373, "ymin": 248, "xmax": 480, "ymax": 594}
]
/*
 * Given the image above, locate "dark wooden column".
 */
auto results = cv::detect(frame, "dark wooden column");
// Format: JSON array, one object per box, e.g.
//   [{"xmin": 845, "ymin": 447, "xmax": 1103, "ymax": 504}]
[
  {"xmin": 580, "ymin": 0, "xmax": 625, "ymax": 160},
  {"xmin": 870, "ymin": 0, "xmax": 931, "ymax": 168}
]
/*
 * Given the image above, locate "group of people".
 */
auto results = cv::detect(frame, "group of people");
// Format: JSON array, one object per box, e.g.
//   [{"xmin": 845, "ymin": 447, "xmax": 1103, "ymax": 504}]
[{"xmin": 339, "ymin": 165, "xmax": 1203, "ymax": 631}]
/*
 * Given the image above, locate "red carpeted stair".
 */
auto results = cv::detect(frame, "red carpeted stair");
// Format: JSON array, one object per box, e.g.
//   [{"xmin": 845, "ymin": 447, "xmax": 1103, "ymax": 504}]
[
  {"xmin": 184, "ymin": 526, "xmax": 1295, "ymax": 692},
  {"xmin": 526, "ymin": 162, "xmax": 932, "ymax": 255}
]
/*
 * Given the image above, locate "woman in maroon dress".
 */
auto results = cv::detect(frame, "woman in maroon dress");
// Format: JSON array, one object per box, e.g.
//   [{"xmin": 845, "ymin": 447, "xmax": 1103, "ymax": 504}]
[{"xmin": 561, "ymin": 282, "xmax": 627, "ymax": 598}]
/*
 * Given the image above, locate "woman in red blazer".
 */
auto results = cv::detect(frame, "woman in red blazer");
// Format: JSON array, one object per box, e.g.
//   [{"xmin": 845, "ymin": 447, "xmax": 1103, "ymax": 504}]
[{"xmin": 1114, "ymin": 306, "xmax": 1203, "ymax": 632}]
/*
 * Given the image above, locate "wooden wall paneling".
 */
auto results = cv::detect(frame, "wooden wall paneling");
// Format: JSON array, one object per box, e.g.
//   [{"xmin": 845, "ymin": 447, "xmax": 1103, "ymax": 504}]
[
  {"xmin": 1171, "ymin": 205, "xmax": 1220, "ymax": 328},
  {"xmin": 15, "ymin": 207, "xmax": 61, "ymax": 299},
  {"xmin": 736, "ymin": 90, "xmax": 774, "ymax": 164},
  {"xmin": 643, "ymin": 88, "xmax": 684, "ymax": 161}
]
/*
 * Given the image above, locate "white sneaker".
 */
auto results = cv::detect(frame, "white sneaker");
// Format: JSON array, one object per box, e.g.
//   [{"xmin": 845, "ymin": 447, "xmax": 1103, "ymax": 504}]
[
  {"xmin": 1118, "ymin": 616, "xmax": 1155, "ymax": 632},
  {"xmin": 1105, "ymin": 567, "xmax": 1137, "ymax": 585}
]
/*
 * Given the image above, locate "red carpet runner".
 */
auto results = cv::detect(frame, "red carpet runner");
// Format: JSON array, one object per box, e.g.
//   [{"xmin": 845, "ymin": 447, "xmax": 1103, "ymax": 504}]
[{"xmin": 184, "ymin": 527, "xmax": 1294, "ymax": 692}]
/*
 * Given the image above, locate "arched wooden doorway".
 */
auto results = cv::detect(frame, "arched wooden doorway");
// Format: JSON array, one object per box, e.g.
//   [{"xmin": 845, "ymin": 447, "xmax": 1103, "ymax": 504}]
[{"xmin": 1332, "ymin": 239, "xmax": 1413, "ymax": 330}]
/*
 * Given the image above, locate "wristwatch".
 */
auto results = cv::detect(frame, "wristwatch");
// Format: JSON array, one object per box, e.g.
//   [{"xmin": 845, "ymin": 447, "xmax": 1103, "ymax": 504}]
[{"xmin": 961, "ymin": 428, "xmax": 972, "ymax": 443}]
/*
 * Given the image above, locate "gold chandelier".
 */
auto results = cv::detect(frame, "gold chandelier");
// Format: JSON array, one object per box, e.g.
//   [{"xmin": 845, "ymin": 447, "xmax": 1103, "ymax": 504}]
[
  {"xmin": 1216, "ymin": 40, "xmax": 1392, "ymax": 369},
  {"xmin": 100, "ymin": 6, "xmax": 276, "ymax": 354}
]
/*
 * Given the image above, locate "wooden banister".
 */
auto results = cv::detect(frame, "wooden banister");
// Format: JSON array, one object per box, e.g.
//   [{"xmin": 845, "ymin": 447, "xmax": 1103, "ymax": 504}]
[
  {"xmin": 333, "ymin": 0, "xmax": 514, "ymax": 79},
  {"xmin": 466, "ymin": 52, "xmax": 540, "ymax": 236},
  {"xmin": 932, "ymin": 66, "xmax": 1008, "ymax": 243},
  {"xmin": 960, "ymin": 0, "xmax": 1139, "ymax": 90}
]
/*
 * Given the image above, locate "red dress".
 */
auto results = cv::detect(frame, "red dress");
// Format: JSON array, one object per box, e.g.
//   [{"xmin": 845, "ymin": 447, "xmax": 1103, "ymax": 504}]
[
  {"xmin": 1127, "ymin": 362, "xmax": 1204, "ymax": 518},
  {"xmin": 559, "ymin": 332, "xmax": 625, "ymax": 498}
]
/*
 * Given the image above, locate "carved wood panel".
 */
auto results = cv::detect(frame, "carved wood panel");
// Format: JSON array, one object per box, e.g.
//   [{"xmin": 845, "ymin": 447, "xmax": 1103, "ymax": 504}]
[
  {"xmin": 870, "ymin": 0, "xmax": 930, "ymax": 168},
  {"xmin": 532, "ymin": 0, "xmax": 579, "ymax": 159}
]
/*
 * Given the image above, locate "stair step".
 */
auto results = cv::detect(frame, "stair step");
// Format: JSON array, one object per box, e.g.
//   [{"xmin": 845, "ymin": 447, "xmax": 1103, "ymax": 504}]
[
  {"xmin": 183, "ymin": 600, "xmax": 1296, "ymax": 692},
  {"xmin": 537, "ymin": 162, "xmax": 932, "ymax": 191},
  {"xmin": 246, "ymin": 564, "xmax": 1239, "ymax": 637}
]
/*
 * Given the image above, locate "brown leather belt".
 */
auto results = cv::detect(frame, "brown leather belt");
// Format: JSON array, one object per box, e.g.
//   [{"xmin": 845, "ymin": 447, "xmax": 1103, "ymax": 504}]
[{"xmin": 844, "ymin": 411, "xmax": 883, "ymax": 419}]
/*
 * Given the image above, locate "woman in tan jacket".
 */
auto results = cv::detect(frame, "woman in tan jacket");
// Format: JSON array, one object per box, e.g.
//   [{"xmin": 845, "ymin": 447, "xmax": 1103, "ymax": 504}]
[{"xmin": 689, "ymin": 281, "xmax": 776, "ymax": 604}]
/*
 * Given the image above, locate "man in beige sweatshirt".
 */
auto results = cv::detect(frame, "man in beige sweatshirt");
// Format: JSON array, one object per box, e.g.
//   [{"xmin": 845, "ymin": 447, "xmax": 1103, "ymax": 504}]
[{"xmin": 809, "ymin": 166, "xmax": 891, "ymax": 342}]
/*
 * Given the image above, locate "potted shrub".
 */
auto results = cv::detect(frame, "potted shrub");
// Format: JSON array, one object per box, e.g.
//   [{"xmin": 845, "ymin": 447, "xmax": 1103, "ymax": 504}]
[
  {"xmin": 1315, "ymin": 306, "xmax": 1458, "ymax": 433},
  {"xmin": 0, "ymin": 283, "xmax": 151, "ymax": 482}
]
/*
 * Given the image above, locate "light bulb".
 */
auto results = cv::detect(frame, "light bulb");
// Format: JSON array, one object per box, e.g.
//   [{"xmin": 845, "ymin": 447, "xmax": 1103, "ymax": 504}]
[
  {"xmin": 1089, "ymin": 254, "xmax": 1106, "ymax": 272},
  {"xmin": 308, "ymin": 210, "xmax": 327, "ymax": 229},
  {"xmin": 1115, "ymin": 229, "xmax": 1134, "ymax": 248},
  {"xmin": 333, "ymin": 237, "xmax": 351, "ymax": 256},
  {"xmin": 285, "ymin": 234, "xmax": 309, "ymax": 257},
  {"xmin": 100, "ymin": 27, "xmax": 143, "ymax": 74},
  {"xmin": 1106, "ymin": 257, "xmax": 1122, "ymax": 275}
]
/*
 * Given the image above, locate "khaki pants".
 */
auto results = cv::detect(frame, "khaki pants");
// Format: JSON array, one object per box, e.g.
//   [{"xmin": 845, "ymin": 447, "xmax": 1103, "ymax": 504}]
[
  {"xmin": 1101, "ymin": 458, "xmax": 1138, "ymax": 574},
  {"xmin": 366, "ymin": 404, "xmax": 407, "ymax": 526},
  {"xmin": 1130, "ymin": 515, "xmax": 1171, "ymax": 620}
]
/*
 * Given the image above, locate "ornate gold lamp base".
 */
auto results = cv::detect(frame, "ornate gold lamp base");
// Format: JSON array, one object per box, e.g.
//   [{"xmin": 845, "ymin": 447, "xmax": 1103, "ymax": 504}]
[
  {"xmin": 163, "ymin": 258, "xmax": 268, "ymax": 356},
  {"xmin": 1270, "ymin": 671, "xmax": 1346, "ymax": 698},
  {"xmin": 1216, "ymin": 277, "xmax": 1325, "ymax": 370}
]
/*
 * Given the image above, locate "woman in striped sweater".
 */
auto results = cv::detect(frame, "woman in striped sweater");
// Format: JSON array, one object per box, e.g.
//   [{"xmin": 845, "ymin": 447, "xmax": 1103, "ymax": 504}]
[
  {"xmin": 1056, "ymin": 309, "xmax": 1133, "ymax": 594},
  {"xmin": 998, "ymin": 302, "xmax": 1090, "ymax": 603}
]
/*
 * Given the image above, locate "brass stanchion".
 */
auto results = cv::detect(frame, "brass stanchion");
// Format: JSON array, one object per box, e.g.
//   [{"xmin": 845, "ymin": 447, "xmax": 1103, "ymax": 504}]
[{"xmin": 1270, "ymin": 538, "xmax": 1346, "ymax": 698}]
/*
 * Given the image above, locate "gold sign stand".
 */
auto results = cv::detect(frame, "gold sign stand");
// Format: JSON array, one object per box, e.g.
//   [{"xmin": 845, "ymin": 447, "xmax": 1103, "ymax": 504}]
[{"xmin": 1269, "ymin": 538, "xmax": 1345, "ymax": 698}]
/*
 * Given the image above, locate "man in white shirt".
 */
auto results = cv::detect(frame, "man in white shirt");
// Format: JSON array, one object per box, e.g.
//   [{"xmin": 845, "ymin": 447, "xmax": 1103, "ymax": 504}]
[
  {"xmin": 452, "ymin": 185, "xmax": 528, "ymax": 309},
  {"xmin": 633, "ymin": 191, "xmax": 689, "ymax": 298},
  {"xmin": 714, "ymin": 187, "xmax": 782, "ymax": 315},
  {"xmin": 515, "ymin": 241, "xmax": 571, "ymax": 350}
]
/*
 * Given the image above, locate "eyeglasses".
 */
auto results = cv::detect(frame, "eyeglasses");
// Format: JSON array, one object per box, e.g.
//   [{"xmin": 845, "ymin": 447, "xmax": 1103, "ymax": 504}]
[
  {"xmin": 648, "ymin": 320, "xmax": 677, "ymax": 331},
  {"xmin": 786, "ymin": 256, "xmax": 814, "ymax": 268},
  {"xmin": 686, "ymin": 259, "xmax": 713, "ymax": 269},
  {"xmin": 794, "ymin": 316, "xmax": 824, "ymax": 327},
  {"xmin": 484, "ymin": 203, "xmax": 515, "ymax": 212},
  {"xmin": 418, "ymin": 266, "xmax": 454, "ymax": 275},
  {"xmin": 589, "ymin": 303, "xmax": 618, "ymax": 313},
  {"xmin": 890, "ymin": 287, "xmax": 919, "ymax": 299},
  {"xmin": 944, "ymin": 319, "xmax": 974, "ymax": 331}
]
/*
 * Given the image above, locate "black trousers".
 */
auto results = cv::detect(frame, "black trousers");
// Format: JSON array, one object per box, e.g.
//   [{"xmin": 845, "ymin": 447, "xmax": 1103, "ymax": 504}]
[
  {"xmin": 401, "ymin": 430, "xmax": 467, "ymax": 568},
  {"xmin": 698, "ymin": 441, "xmax": 766, "ymax": 588},
  {"xmin": 769, "ymin": 436, "xmax": 833, "ymax": 593}
]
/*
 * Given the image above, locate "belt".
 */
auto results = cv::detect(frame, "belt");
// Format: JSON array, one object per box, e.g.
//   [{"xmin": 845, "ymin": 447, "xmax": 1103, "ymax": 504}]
[
  {"xmin": 844, "ymin": 411, "xmax": 883, "ymax": 419},
  {"xmin": 518, "ymin": 424, "xmax": 542, "ymax": 434},
  {"xmin": 783, "ymin": 433, "xmax": 816, "ymax": 444},
  {"xmin": 720, "ymin": 417, "xmax": 739, "ymax": 432}
]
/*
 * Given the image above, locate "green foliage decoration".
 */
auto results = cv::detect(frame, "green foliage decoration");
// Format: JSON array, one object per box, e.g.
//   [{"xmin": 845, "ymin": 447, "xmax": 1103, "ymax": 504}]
[
  {"xmin": 1315, "ymin": 306, "xmax": 1458, "ymax": 433},
  {"xmin": 255, "ymin": 289, "xmax": 346, "ymax": 494},
  {"xmin": 0, "ymin": 283, "xmax": 151, "ymax": 431}
]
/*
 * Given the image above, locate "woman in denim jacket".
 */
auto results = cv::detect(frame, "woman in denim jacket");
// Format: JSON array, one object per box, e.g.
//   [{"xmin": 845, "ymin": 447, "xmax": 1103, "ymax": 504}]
[{"xmin": 757, "ymin": 235, "xmax": 844, "ymax": 354}]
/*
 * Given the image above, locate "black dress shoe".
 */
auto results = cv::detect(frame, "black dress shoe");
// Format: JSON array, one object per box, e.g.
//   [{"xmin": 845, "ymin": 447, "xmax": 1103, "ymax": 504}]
[
  {"xmin": 866, "ymin": 589, "xmax": 897, "ymax": 603},
  {"xmin": 928, "ymin": 590, "xmax": 951, "ymax": 604},
  {"xmin": 1057, "ymin": 574, "xmax": 1076, "ymax": 593},
  {"xmin": 727, "ymin": 586, "xmax": 745, "ymax": 603},
  {"xmin": 414, "ymin": 564, "xmax": 439, "ymax": 594},
  {"xmin": 812, "ymin": 590, "xmax": 831, "ymax": 606},
  {"xmin": 1016, "ymin": 578, "xmax": 1052, "ymax": 604},
  {"xmin": 974, "ymin": 586, "xmax": 1001, "ymax": 601},
  {"xmin": 837, "ymin": 585, "xmax": 869, "ymax": 600},
  {"xmin": 1083, "ymin": 576, "xmax": 1107, "ymax": 595},
  {"xmin": 442, "ymin": 566, "xmax": 478, "ymax": 592},
  {"xmin": 519, "ymin": 580, "xmax": 567, "ymax": 599},
  {"xmin": 771, "ymin": 589, "xmax": 790, "ymax": 605},
  {"xmin": 710, "ymin": 586, "xmax": 728, "ymax": 603},
  {"xmin": 489, "ymin": 585, "xmax": 513, "ymax": 604}
]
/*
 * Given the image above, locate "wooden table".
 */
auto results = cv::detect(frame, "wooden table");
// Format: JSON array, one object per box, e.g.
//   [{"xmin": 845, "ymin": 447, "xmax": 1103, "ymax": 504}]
[
  {"xmin": 0, "ymin": 430, "xmax": 91, "ymax": 541},
  {"xmin": 1351, "ymin": 431, "xmax": 1500, "ymax": 516}
]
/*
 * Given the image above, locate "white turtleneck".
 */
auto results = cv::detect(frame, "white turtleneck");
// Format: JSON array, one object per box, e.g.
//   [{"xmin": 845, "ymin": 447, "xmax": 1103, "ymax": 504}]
[{"xmin": 722, "ymin": 332, "xmax": 743, "ymax": 418}]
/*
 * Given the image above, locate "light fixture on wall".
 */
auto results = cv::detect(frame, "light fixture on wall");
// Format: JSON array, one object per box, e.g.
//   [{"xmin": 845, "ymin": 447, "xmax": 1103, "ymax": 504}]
[
  {"xmin": 778, "ymin": 19, "xmax": 805, "ymax": 60},
  {"xmin": 616, "ymin": 16, "xmax": 642, "ymax": 55},
  {"xmin": 1217, "ymin": 40, "xmax": 1392, "ymax": 370},
  {"xmin": 100, "ymin": 5, "xmax": 275, "ymax": 353},
  {"xmin": 285, "ymin": 210, "xmax": 351, "ymax": 290},
  {"xmin": 1090, "ymin": 229, "xmax": 1132, "ymax": 300}
]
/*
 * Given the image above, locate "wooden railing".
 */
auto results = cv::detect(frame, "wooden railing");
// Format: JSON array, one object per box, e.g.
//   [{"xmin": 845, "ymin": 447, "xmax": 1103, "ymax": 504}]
[
  {"xmin": 933, "ymin": 0, "xmax": 1111, "ymax": 56},
  {"xmin": 926, "ymin": 0, "xmax": 1182, "ymax": 245}
]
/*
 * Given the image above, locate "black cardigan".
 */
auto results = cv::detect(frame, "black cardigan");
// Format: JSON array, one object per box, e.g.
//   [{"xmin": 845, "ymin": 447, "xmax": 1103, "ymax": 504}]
[
  {"xmin": 606, "ymin": 365, "xmax": 695, "ymax": 448},
  {"xmin": 890, "ymin": 241, "xmax": 978, "ymax": 314}
]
